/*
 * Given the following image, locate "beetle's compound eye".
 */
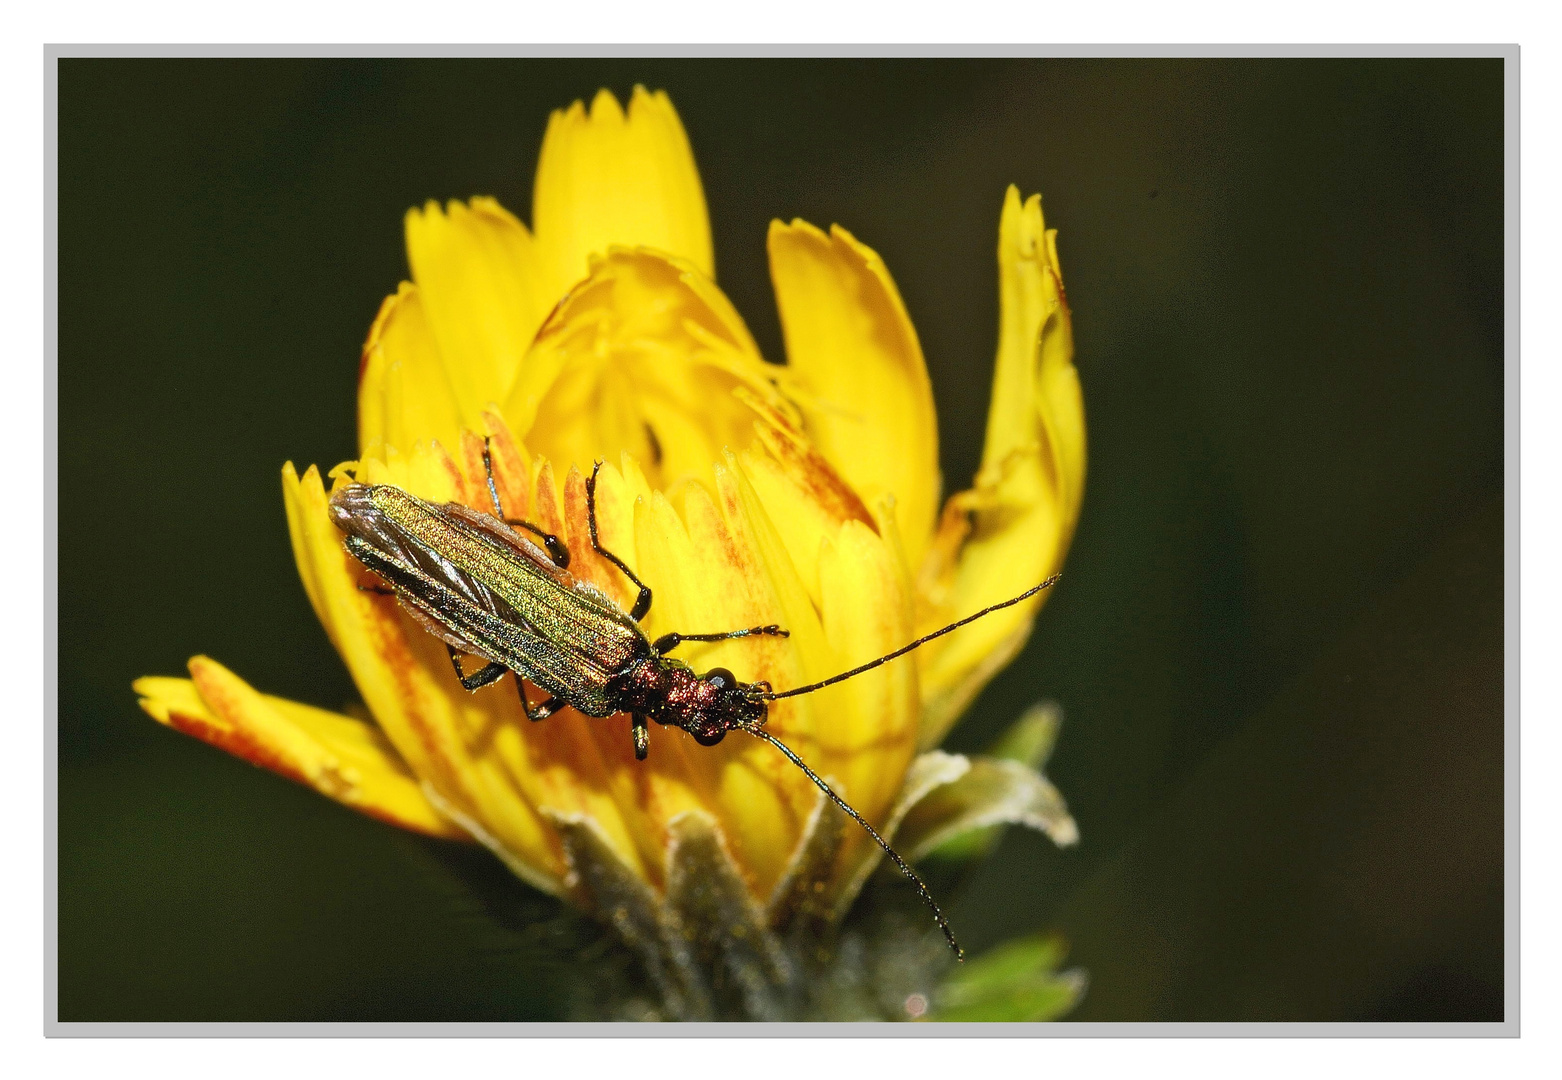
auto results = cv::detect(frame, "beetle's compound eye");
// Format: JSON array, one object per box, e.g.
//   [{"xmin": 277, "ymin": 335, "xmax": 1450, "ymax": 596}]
[
  {"xmin": 704, "ymin": 667, "xmax": 736, "ymax": 692},
  {"xmin": 692, "ymin": 728, "xmax": 726, "ymax": 747}
]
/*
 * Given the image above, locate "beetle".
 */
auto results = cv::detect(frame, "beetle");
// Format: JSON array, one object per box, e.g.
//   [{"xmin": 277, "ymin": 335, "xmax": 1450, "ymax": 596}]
[{"xmin": 327, "ymin": 440, "xmax": 1059, "ymax": 960}]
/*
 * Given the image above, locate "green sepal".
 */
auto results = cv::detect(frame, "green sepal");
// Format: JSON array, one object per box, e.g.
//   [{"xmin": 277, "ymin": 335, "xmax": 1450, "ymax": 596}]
[
  {"xmin": 986, "ymin": 700, "xmax": 1062, "ymax": 769},
  {"xmin": 665, "ymin": 810, "xmax": 794, "ymax": 1021},
  {"xmin": 911, "ymin": 701, "xmax": 1074, "ymax": 862},
  {"xmin": 544, "ymin": 808, "xmax": 713, "ymax": 1020},
  {"xmin": 829, "ymin": 751, "xmax": 970, "ymax": 921}
]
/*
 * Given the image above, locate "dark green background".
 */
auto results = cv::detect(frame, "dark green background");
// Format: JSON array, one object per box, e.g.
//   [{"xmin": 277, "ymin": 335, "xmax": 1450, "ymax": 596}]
[{"xmin": 57, "ymin": 58, "xmax": 1505, "ymax": 1022}]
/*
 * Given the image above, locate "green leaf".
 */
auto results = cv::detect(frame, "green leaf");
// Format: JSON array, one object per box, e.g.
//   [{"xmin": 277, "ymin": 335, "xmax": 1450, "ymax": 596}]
[
  {"xmin": 933, "ymin": 978, "xmax": 1086, "ymax": 1022},
  {"xmin": 931, "ymin": 934, "xmax": 1087, "ymax": 1022}
]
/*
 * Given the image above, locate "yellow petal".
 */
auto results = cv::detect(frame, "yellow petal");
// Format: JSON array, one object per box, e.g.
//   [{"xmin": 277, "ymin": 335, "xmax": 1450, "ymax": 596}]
[
  {"xmin": 404, "ymin": 196, "xmax": 551, "ymax": 411},
  {"xmin": 811, "ymin": 517, "xmax": 918, "ymax": 865},
  {"xmin": 629, "ymin": 472, "xmax": 808, "ymax": 894},
  {"xmin": 715, "ymin": 457, "xmax": 840, "ymax": 750},
  {"xmin": 767, "ymin": 219, "xmax": 941, "ymax": 566},
  {"xmin": 914, "ymin": 188, "xmax": 1085, "ymax": 747},
  {"xmin": 354, "ymin": 438, "xmax": 466, "ymax": 504},
  {"xmin": 134, "ymin": 659, "xmax": 464, "ymax": 840},
  {"xmin": 983, "ymin": 188, "xmax": 1085, "ymax": 511},
  {"xmin": 503, "ymin": 247, "xmax": 779, "ymax": 490},
  {"xmin": 719, "ymin": 457, "xmax": 918, "ymax": 881},
  {"xmin": 736, "ymin": 389, "xmax": 877, "ymax": 606},
  {"xmin": 456, "ymin": 416, "xmax": 534, "ymax": 524},
  {"xmin": 357, "ymin": 282, "xmax": 467, "ymax": 460},
  {"xmin": 533, "ymin": 87, "xmax": 713, "ymax": 303}
]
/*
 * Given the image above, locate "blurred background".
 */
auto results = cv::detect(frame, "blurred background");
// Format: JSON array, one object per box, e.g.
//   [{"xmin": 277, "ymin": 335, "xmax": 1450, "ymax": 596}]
[{"xmin": 56, "ymin": 58, "xmax": 1505, "ymax": 1022}]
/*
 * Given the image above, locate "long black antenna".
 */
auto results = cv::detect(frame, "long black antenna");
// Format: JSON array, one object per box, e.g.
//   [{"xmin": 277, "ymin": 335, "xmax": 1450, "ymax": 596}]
[
  {"xmin": 744, "ymin": 726, "xmax": 964, "ymax": 961},
  {"xmin": 762, "ymin": 575, "xmax": 1061, "ymax": 702}
]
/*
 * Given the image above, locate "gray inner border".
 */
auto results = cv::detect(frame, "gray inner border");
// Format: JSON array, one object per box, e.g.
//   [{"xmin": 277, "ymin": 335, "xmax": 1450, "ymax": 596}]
[{"xmin": 43, "ymin": 42, "xmax": 1519, "ymax": 1038}]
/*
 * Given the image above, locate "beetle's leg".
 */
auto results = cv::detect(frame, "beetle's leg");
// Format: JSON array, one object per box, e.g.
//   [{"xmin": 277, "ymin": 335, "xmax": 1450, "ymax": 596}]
[
  {"xmin": 446, "ymin": 645, "xmax": 508, "ymax": 692},
  {"xmin": 653, "ymin": 625, "xmax": 790, "ymax": 654},
  {"xmin": 587, "ymin": 459, "xmax": 653, "ymax": 621},
  {"xmin": 357, "ymin": 584, "xmax": 393, "ymax": 596},
  {"xmin": 515, "ymin": 675, "xmax": 565, "ymax": 722},
  {"xmin": 631, "ymin": 713, "xmax": 650, "ymax": 760},
  {"xmin": 483, "ymin": 437, "xmax": 571, "ymax": 568},
  {"xmin": 481, "ymin": 437, "xmax": 507, "ymax": 518}
]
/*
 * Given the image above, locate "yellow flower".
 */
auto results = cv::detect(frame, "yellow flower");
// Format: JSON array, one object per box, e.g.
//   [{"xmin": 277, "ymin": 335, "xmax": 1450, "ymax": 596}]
[{"xmin": 135, "ymin": 86, "xmax": 1083, "ymax": 936}]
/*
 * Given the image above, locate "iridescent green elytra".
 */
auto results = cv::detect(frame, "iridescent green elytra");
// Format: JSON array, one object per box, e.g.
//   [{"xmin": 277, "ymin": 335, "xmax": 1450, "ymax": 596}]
[{"xmin": 329, "ymin": 481, "xmax": 650, "ymax": 719}]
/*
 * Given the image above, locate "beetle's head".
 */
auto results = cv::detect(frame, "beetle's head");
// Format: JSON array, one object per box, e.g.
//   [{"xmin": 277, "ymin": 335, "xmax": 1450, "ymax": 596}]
[{"xmin": 678, "ymin": 668, "xmax": 769, "ymax": 746}]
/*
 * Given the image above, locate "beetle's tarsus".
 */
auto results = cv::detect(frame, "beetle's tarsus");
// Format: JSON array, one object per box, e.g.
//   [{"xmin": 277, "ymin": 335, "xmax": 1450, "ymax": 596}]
[
  {"xmin": 516, "ymin": 675, "xmax": 563, "ymax": 722},
  {"xmin": 506, "ymin": 519, "xmax": 571, "ymax": 568},
  {"xmin": 447, "ymin": 645, "xmax": 508, "ymax": 692}
]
